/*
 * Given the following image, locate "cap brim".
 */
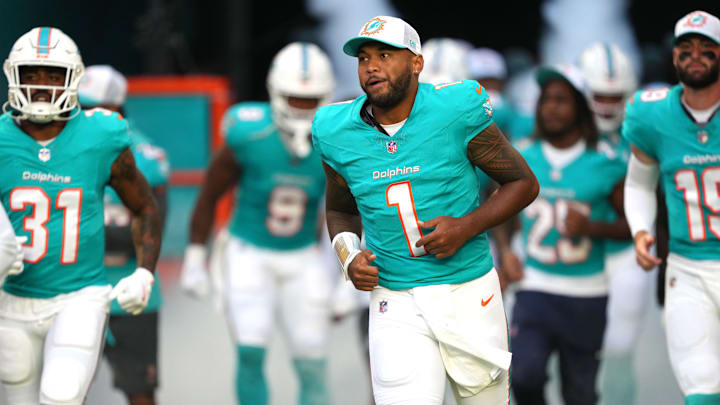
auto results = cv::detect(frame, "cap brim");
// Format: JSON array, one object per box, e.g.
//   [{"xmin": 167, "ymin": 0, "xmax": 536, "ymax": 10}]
[
  {"xmin": 535, "ymin": 67, "xmax": 567, "ymax": 88},
  {"xmin": 343, "ymin": 37, "xmax": 410, "ymax": 57},
  {"xmin": 673, "ymin": 31, "xmax": 720, "ymax": 45}
]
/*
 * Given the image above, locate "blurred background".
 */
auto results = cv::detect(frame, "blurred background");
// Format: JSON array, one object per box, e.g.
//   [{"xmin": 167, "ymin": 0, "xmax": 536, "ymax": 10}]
[{"xmin": 0, "ymin": 0, "xmax": 715, "ymax": 403}]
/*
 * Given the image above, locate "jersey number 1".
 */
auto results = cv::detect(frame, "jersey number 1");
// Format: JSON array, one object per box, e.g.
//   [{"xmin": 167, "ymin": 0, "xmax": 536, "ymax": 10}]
[
  {"xmin": 386, "ymin": 181, "xmax": 427, "ymax": 257},
  {"xmin": 10, "ymin": 187, "xmax": 82, "ymax": 264}
]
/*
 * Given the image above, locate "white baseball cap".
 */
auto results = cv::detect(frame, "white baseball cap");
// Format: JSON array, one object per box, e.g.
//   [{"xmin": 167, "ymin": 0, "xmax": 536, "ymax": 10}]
[
  {"xmin": 468, "ymin": 47, "xmax": 507, "ymax": 80},
  {"xmin": 78, "ymin": 65, "xmax": 128, "ymax": 107},
  {"xmin": 674, "ymin": 10, "xmax": 720, "ymax": 45},
  {"xmin": 343, "ymin": 16, "xmax": 421, "ymax": 57},
  {"xmin": 536, "ymin": 63, "xmax": 587, "ymax": 94}
]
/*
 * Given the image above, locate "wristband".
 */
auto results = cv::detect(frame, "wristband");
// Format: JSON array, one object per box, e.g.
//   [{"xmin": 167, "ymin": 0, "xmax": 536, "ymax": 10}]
[{"xmin": 331, "ymin": 232, "xmax": 362, "ymax": 281}]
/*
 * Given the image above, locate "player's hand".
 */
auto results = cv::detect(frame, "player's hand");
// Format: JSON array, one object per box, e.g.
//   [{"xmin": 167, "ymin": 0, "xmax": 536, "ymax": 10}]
[
  {"xmin": 499, "ymin": 251, "xmax": 523, "ymax": 291},
  {"xmin": 415, "ymin": 216, "xmax": 471, "ymax": 259},
  {"xmin": 563, "ymin": 207, "xmax": 588, "ymax": 237},
  {"xmin": 8, "ymin": 236, "xmax": 27, "ymax": 276},
  {"xmin": 633, "ymin": 231, "xmax": 661, "ymax": 271},
  {"xmin": 110, "ymin": 267, "xmax": 154, "ymax": 315},
  {"xmin": 181, "ymin": 244, "xmax": 210, "ymax": 298},
  {"xmin": 348, "ymin": 250, "xmax": 378, "ymax": 291}
]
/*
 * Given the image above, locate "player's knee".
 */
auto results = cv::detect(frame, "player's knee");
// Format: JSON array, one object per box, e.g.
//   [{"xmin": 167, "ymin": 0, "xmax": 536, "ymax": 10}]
[
  {"xmin": 40, "ymin": 357, "xmax": 88, "ymax": 404},
  {"xmin": 509, "ymin": 359, "xmax": 547, "ymax": 391},
  {"xmin": 293, "ymin": 358, "xmax": 329, "ymax": 405},
  {"xmin": 603, "ymin": 326, "xmax": 638, "ymax": 356},
  {"xmin": 676, "ymin": 356, "xmax": 720, "ymax": 394},
  {"xmin": 0, "ymin": 327, "xmax": 35, "ymax": 384},
  {"xmin": 370, "ymin": 335, "xmax": 418, "ymax": 388}
]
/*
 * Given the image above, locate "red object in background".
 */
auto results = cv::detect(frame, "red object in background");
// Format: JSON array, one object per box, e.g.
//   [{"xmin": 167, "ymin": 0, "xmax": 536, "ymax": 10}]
[{"xmin": 127, "ymin": 75, "xmax": 234, "ymax": 229}]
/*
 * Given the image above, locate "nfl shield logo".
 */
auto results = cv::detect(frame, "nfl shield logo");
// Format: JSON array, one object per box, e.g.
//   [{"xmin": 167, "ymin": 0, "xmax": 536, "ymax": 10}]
[
  {"xmin": 38, "ymin": 147, "xmax": 51, "ymax": 162},
  {"xmin": 386, "ymin": 141, "xmax": 397, "ymax": 154},
  {"xmin": 379, "ymin": 300, "xmax": 388, "ymax": 313}
]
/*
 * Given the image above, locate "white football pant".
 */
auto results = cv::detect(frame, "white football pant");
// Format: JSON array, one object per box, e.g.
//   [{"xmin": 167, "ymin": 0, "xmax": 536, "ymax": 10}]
[
  {"xmin": 664, "ymin": 253, "xmax": 720, "ymax": 397},
  {"xmin": 222, "ymin": 237, "xmax": 333, "ymax": 358},
  {"xmin": 603, "ymin": 246, "xmax": 654, "ymax": 355},
  {"xmin": 369, "ymin": 269, "xmax": 510, "ymax": 405},
  {"xmin": 0, "ymin": 285, "xmax": 110, "ymax": 405}
]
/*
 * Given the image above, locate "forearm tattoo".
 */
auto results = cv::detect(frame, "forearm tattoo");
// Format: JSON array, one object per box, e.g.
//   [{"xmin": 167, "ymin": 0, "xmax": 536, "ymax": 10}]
[{"xmin": 111, "ymin": 149, "xmax": 163, "ymax": 270}]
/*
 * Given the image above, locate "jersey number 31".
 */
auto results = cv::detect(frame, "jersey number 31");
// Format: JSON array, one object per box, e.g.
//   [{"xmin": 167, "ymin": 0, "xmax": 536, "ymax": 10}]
[{"xmin": 10, "ymin": 187, "xmax": 82, "ymax": 264}]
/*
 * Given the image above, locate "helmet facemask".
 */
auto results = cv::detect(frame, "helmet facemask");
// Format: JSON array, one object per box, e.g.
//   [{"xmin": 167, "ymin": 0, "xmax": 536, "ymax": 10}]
[
  {"xmin": 269, "ymin": 93, "xmax": 323, "ymax": 159},
  {"xmin": 588, "ymin": 92, "xmax": 626, "ymax": 132}
]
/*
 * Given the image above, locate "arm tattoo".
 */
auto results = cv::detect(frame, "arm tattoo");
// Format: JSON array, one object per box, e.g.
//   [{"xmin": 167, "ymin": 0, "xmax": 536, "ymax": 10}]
[
  {"xmin": 322, "ymin": 162, "xmax": 362, "ymax": 239},
  {"xmin": 467, "ymin": 123, "xmax": 532, "ymax": 185},
  {"xmin": 110, "ymin": 148, "xmax": 163, "ymax": 271}
]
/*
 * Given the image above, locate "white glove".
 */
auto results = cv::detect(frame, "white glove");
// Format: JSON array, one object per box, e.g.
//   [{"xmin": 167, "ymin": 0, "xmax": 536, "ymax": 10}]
[
  {"xmin": 181, "ymin": 244, "xmax": 210, "ymax": 298},
  {"xmin": 8, "ymin": 236, "xmax": 26, "ymax": 276},
  {"xmin": 109, "ymin": 267, "xmax": 154, "ymax": 315}
]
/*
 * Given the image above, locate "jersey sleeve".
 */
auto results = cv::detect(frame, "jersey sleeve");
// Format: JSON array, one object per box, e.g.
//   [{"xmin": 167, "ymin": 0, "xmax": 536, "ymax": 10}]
[
  {"xmin": 89, "ymin": 110, "xmax": 133, "ymax": 179},
  {"xmin": 621, "ymin": 91, "xmax": 659, "ymax": 159},
  {"xmin": 462, "ymin": 80, "xmax": 495, "ymax": 146},
  {"xmin": 134, "ymin": 143, "xmax": 170, "ymax": 187},
  {"xmin": 222, "ymin": 103, "xmax": 272, "ymax": 158}
]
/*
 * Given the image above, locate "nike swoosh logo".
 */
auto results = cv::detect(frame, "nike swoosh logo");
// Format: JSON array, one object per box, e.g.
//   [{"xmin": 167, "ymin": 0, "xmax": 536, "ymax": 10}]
[
  {"xmin": 481, "ymin": 294, "xmax": 494, "ymax": 307},
  {"xmin": 475, "ymin": 86, "xmax": 483, "ymax": 95}
]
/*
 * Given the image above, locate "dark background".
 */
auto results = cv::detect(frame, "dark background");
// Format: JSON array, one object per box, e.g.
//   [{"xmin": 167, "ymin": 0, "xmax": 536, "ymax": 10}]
[{"xmin": 0, "ymin": 0, "xmax": 716, "ymax": 102}]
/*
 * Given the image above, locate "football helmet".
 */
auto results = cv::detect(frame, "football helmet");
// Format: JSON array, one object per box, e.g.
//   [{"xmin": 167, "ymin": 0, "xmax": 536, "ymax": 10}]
[
  {"xmin": 419, "ymin": 38, "xmax": 472, "ymax": 85},
  {"xmin": 579, "ymin": 42, "xmax": 637, "ymax": 132},
  {"xmin": 468, "ymin": 47, "xmax": 507, "ymax": 80},
  {"xmin": 266, "ymin": 42, "xmax": 334, "ymax": 158},
  {"xmin": 78, "ymin": 65, "xmax": 127, "ymax": 108},
  {"xmin": 3, "ymin": 27, "xmax": 84, "ymax": 123}
]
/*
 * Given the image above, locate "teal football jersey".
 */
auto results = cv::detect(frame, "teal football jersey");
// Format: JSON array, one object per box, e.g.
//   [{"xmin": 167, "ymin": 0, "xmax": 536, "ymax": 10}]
[
  {"xmin": 105, "ymin": 129, "xmax": 169, "ymax": 315},
  {"xmin": 0, "ymin": 109, "xmax": 131, "ymax": 298},
  {"xmin": 313, "ymin": 81, "xmax": 495, "ymax": 290},
  {"xmin": 223, "ymin": 102, "xmax": 325, "ymax": 250},
  {"xmin": 598, "ymin": 131, "xmax": 633, "ymax": 254},
  {"xmin": 623, "ymin": 85, "xmax": 720, "ymax": 260},
  {"xmin": 519, "ymin": 140, "xmax": 627, "ymax": 276}
]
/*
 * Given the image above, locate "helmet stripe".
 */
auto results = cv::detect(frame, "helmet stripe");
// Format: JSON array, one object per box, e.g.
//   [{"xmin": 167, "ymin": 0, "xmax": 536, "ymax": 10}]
[
  {"xmin": 301, "ymin": 43, "xmax": 309, "ymax": 81},
  {"xmin": 36, "ymin": 27, "xmax": 52, "ymax": 58},
  {"xmin": 603, "ymin": 43, "xmax": 614, "ymax": 78}
]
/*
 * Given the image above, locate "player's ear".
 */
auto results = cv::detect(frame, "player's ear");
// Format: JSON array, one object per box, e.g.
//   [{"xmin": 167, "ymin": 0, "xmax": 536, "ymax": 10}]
[{"xmin": 412, "ymin": 54, "xmax": 423, "ymax": 76}]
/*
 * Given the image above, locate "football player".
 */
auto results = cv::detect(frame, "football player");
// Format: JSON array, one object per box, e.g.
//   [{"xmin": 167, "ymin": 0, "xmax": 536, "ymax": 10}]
[
  {"xmin": 578, "ymin": 42, "xmax": 651, "ymax": 405},
  {"xmin": 497, "ymin": 63, "xmax": 630, "ymax": 405},
  {"xmin": 181, "ymin": 42, "xmax": 335, "ymax": 405},
  {"xmin": 623, "ymin": 10, "xmax": 720, "ymax": 404},
  {"xmin": 418, "ymin": 37, "xmax": 472, "ymax": 85},
  {"xmin": 0, "ymin": 27, "xmax": 162, "ymax": 405},
  {"xmin": 78, "ymin": 64, "xmax": 170, "ymax": 405},
  {"xmin": 314, "ymin": 16, "xmax": 538, "ymax": 405}
]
